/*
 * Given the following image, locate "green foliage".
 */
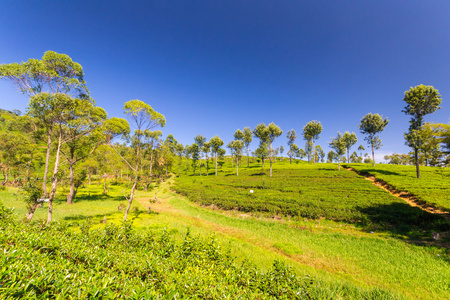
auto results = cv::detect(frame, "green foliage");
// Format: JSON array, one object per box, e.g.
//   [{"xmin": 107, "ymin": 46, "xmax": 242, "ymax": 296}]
[
  {"xmin": 19, "ymin": 180, "xmax": 43, "ymax": 206},
  {"xmin": 0, "ymin": 215, "xmax": 312, "ymax": 299},
  {"xmin": 302, "ymin": 121, "xmax": 322, "ymax": 142},
  {"xmin": 359, "ymin": 113, "xmax": 389, "ymax": 165},
  {"xmin": 0, "ymin": 50, "xmax": 88, "ymax": 98},
  {"xmin": 123, "ymin": 99, "xmax": 166, "ymax": 129},
  {"xmin": 348, "ymin": 163, "xmax": 450, "ymax": 212},
  {"xmin": 173, "ymin": 163, "xmax": 450, "ymax": 236}
]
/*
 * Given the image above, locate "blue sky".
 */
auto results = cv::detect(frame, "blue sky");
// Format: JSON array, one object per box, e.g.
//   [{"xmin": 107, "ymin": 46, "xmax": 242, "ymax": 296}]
[{"xmin": 1, "ymin": 0, "xmax": 449, "ymax": 161}]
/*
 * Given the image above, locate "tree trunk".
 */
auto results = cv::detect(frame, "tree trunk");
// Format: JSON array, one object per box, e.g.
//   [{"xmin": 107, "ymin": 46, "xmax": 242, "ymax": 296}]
[
  {"xmin": 371, "ymin": 142, "xmax": 375, "ymax": 167},
  {"xmin": 2, "ymin": 169, "xmax": 8, "ymax": 185},
  {"xmin": 236, "ymin": 156, "xmax": 239, "ymax": 176},
  {"xmin": 42, "ymin": 127, "xmax": 53, "ymax": 197},
  {"xmin": 199, "ymin": 150, "xmax": 202, "ymax": 176},
  {"xmin": 88, "ymin": 173, "xmax": 91, "ymax": 185},
  {"xmin": 415, "ymin": 148, "xmax": 420, "ymax": 179},
  {"xmin": 149, "ymin": 151, "xmax": 154, "ymax": 180},
  {"xmin": 67, "ymin": 162, "xmax": 75, "ymax": 204},
  {"xmin": 103, "ymin": 175, "xmax": 107, "ymax": 195},
  {"xmin": 312, "ymin": 138, "xmax": 316, "ymax": 165},
  {"xmin": 247, "ymin": 146, "xmax": 249, "ymax": 167},
  {"xmin": 270, "ymin": 144, "xmax": 273, "ymax": 177},
  {"xmin": 215, "ymin": 152, "xmax": 218, "ymax": 176},
  {"xmin": 26, "ymin": 203, "xmax": 39, "ymax": 221},
  {"xmin": 347, "ymin": 148, "xmax": 350, "ymax": 163},
  {"xmin": 47, "ymin": 131, "xmax": 62, "ymax": 224},
  {"xmin": 124, "ymin": 146, "xmax": 139, "ymax": 221}
]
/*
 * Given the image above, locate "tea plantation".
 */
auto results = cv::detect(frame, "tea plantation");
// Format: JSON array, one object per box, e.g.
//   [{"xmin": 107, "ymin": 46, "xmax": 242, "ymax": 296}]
[
  {"xmin": 173, "ymin": 162, "xmax": 450, "ymax": 239},
  {"xmin": 345, "ymin": 164, "xmax": 450, "ymax": 212}
]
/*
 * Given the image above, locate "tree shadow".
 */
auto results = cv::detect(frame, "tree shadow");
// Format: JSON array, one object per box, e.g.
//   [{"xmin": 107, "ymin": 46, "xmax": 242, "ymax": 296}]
[
  {"xmin": 358, "ymin": 169, "xmax": 402, "ymax": 176},
  {"xmin": 250, "ymin": 172, "xmax": 267, "ymax": 176},
  {"xmin": 64, "ymin": 212, "xmax": 119, "ymax": 221},
  {"xmin": 357, "ymin": 202, "xmax": 450, "ymax": 248}
]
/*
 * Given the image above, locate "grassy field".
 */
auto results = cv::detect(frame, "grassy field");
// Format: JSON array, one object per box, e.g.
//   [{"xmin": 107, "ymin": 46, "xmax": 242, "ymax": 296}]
[
  {"xmin": 173, "ymin": 161, "xmax": 450, "ymax": 241},
  {"xmin": 344, "ymin": 163, "xmax": 450, "ymax": 212},
  {"xmin": 1, "ymin": 160, "xmax": 450, "ymax": 299}
]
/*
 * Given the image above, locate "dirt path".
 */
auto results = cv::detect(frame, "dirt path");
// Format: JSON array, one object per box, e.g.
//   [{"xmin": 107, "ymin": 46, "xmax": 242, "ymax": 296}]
[{"xmin": 344, "ymin": 167, "xmax": 450, "ymax": 220}]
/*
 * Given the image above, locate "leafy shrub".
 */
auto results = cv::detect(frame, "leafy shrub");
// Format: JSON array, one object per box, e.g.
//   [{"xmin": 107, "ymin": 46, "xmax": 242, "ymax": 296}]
[{"xmin": 0, "ymin": 214, "xmax": 313, "ymax": 299}]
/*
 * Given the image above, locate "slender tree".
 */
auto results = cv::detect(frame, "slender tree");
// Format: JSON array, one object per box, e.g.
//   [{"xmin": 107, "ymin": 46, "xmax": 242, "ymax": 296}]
[
  {"xmin": 210, "ymin": 136, "xmax": 224, "ymax": 176},
  {"xmin": 1, "ymin": 51, "xmax": 89, "ymax": 197},
  {"xmin": 287, "ymin": 143, "xmax": 299, "ymax": 163},
  {"xmin": 229, "ymin": 140, "xmax": 244, "ymax": 176},
  {"xmin": 315, "ymin": 145, "xmax": 325, "ymax": 163},
  {"xmin": 107, "ymin": 100, "xmax": 165, "ymax": 221},
  {"xmin": 203, "ymin": 141, "xmax": 211, "ymax": 176},
  {"xmin": 329, "ymin": 132, "xmax": 346, "ymax": 170},
  {"xmin": 302, "ymin": 121, "xmax": 322, "ymax": 165},
  {"xmin": 194, "ymin": 135, "xmax": 206, "ymax": 176},
  {"xmin": 342, "ymin": 132, "xmax": 358, "ymax": 163},
  {"xmin": 175, "ymin": 143, "xmax": 184, "ymax": 177},
  {"xmin": 286, "ymin": 129, "xmax": 297, "ymax": 164},
  {"xmin": 62, "ymin": 104, "xmax": 107, "ymax": 204},
  {"xmin": 357, "ymin": 145, "xmax": 365, "ymax": 158},
  {"xmin": 243, "ymin": 127, "xmax": 253, "ymax": 167},
  {"xmin": 402, "ymin": 85, "xmax": 442, "ymax": 178},
  {"xmin": 359, "ymin": 113, "xmax": 389, "ymax": 167}
]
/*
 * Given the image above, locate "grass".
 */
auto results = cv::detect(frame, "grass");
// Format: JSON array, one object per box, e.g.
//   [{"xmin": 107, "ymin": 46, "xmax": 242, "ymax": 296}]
[
  {"xmin": 344, "ymin": 164, "xmax": 450, "ymax": 212},
  {"xmin": 173, "ymin": 161, "xmax": 450, "ymax": 241},
  {"xmin": 2, "ymin": 159, "xmax": 450, "ymax": 299}
]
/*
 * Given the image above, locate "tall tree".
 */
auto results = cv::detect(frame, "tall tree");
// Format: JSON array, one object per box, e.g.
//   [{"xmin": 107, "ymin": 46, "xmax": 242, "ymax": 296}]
[
  {"xmin": 357, "ymin": 145, "xmax": 365, "ymax": 158},
  {"xmin": 175, "ymin": 143, "xmax": 184, "ymax": 177},
  {"xmin": 203, "ymin": 141, "xmax": 211, "ymax": 176},
  {"xmin": 233, "ymin": 129, "xmax": 244, "ymax": 167},
  {"xmin": 210, "ymin": 136, "xmax": 224, "ymax": 176},
  {"xmin": 143, "ymin": 130, "xmax": 163, "ymax": 184},
  {"xmin": 302, "ymin": 121, "xmax": 322, "ymax": 165},
  {"xmin": 402, "ymin": 84, "xmax": 442, "ymax": 178},
  {"xmin": 342, "ymin": 132, "xmax": 358, "ymax": 163},
  {"xmin": 253, "ymin": 123, "xmax": 282, "ymax": 176},
  {"xmin": 327, "ymin": 150, "xmax": 337, "ymax": 163},
  {"xmin": 189, "ymin": 143, "xmax": 200, "ymax": 175},
  {"xmin": 194, "ymin": 135, "xmax": 206, "ymax": 176},
  {"xmin": 1, "ymin": 51, "xmax": 89, "ymax": 197},
  {"xmin": 359, "ymin": 113, "xmax": 389, "ymax": 167},
  {"xmin": 288, "ymin": 144, "xmax": 299, "ymax": 163},
  {"xmin": 279, "ymin": 145, "xmax": 284, "ymax": 160},
  {"xmin": 242, "ymin": 127, "xmax": 253, "ymax": 167},
  {"xmin": 315, "ymin": 145, "xmax": 325, "ymax": 163},
  {"xmin": 286, "ymin": 129, "xmax": 297, "ymax": 164},
  {"xmin": 229, "ymin": 140, "xmax": 244, "ymax": 176},
  {"xmin": 267, "ymin": 123, "xmax": 283, "ymax": 177},
  {"xmin": 61, "ymin": 104, "xmax": 107, "ymax": 204},
  {"xmin": 297, "ymin": 148, "xmax": 306, "ymax": 161},
  {"xmin": 253, "ymin": 123, "xmax": 270, "ymax": 168},
  {"xmin": 108, "ymin": 100, "xmax": 165, "ymax": 221},
  {"xmin": 31, "ymin": 93, "xmax": 89, "ymax": 223},
  {"xmin": 329, "ymin": 132, "xmax": 346, "ymax": 170}
]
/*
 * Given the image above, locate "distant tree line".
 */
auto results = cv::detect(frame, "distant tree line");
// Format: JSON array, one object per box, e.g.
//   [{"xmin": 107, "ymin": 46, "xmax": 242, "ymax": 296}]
[{"xmin": 1, "ymin": 51, "xmax": 449, "ymax": 222}]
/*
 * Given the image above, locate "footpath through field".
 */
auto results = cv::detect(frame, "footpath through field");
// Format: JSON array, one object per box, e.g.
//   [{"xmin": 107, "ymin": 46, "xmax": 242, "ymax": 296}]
[
  {"xmin": 343, "ymin": 166, "xmax": 450, "ymax": 221},
  {"xmin": 133, "ymin": 176, "xmax": 450, "ymax": 300}
]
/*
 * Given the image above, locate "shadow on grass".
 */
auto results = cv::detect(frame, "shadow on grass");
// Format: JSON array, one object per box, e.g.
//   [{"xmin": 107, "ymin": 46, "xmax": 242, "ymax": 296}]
[
  {"xmin": 357, "ymin": 202, "xmax": 450, "ymax": 248},
  {"xmin": 250, "ymin": 172, "xmax": 267, "ymax": 176},
  {"xmin": 58, "ymin": 193, "xmax": 127, "ymax": 204},
  {"xmin": 64, "ymin": 212, "xmax": 119, "ymax": 221},
  {"xmin": 358, "ymin": 169, "xmax": 402, "ymax": 176}
]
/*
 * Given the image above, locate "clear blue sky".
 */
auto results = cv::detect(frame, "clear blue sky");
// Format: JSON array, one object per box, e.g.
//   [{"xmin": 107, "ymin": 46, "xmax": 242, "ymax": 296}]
[{"xmin": 1, "ymin": 0, "xmax": 449, "ymax": 161}]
